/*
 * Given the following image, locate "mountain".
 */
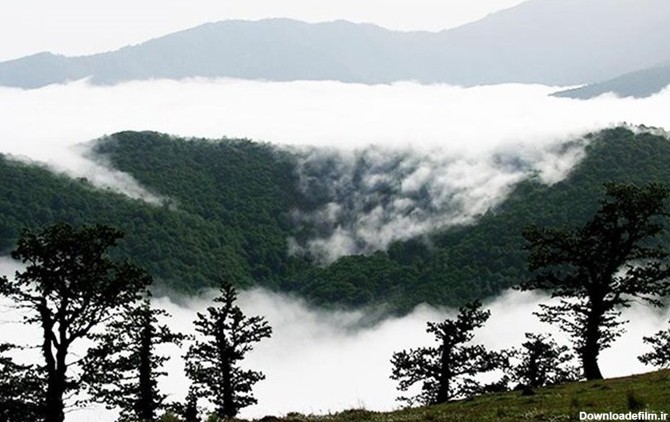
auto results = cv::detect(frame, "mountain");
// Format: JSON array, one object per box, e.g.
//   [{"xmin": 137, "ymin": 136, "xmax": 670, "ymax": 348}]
[
  {"xmin": 3, "ymin": 0, "xmax": 670, "ymax": 88},
  {"xmin": 553, "ymin": 64, "xmax": 670, "ymax": 99},
  {"xmin": 1, "ymin": 127, "xmax": 670, "ymax": 312}
]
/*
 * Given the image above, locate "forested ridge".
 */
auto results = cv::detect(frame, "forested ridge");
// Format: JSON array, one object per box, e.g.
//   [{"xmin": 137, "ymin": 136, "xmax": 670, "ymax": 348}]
[{"xmin": 1, "ymin": 127, "xmax": 669, "ymax": 311}]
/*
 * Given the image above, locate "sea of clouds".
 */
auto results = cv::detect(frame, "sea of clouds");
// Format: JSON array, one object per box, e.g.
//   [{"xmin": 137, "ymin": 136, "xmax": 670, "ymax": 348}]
[
  {"xmin": 2, "ymin": 79, "xmax": 670, "ymax": 259},
  {"xmin": 2, "ymin": 79, "xmax": 670, "ymax": 419}
]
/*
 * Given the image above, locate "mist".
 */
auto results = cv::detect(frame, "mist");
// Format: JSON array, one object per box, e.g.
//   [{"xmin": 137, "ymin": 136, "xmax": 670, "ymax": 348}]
[
  {"xmin": 2, "ymin": 257, "xmax": 669, "ymax": 421},
  {"xmin": 2, "ymin": 79, "xmax": 670, "ymax": 258}
]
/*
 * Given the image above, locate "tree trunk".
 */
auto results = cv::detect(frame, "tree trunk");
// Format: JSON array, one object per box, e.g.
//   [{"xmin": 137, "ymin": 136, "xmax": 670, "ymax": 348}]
[
  {"xmin": 582, "ymin": 298, "xmax": 604, "ymax": 380},
  {"xmin": 44, "ymin": 380, "xmax": 66, "ymax": 422},
  {"xmin": 41, "ymin": 303, "xmax": 65, "ymax": 422},
  {"xmin": 44, "ymin": 351, "xmax": 68, "ymax": 422},
  {"xmin": 138, "ymin": 317, "xmax": 154, "ymax": 422},
  {"xmin": 435, "ymin": 342, "xmax": 452, "ymax": 404}
]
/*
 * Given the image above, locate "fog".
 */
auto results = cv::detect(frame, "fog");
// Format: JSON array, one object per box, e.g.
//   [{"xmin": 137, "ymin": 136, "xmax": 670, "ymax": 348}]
[
  {"xmin": 2, "ymin": 79, "xmax": 670, "ymax": 258},
  {"xmin": 1, "ymin": 257, "xmax": 669, "ymax": 421},
  {"xmin": 2, "ymin": 79, "xmax": 670, "ymax": 418}
]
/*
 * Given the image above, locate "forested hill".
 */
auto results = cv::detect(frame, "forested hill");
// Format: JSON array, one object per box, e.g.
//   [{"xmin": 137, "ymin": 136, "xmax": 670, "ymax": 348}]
[{"xmin": 1, "ymin": 127, "xmax": 670, "ymax": 312}]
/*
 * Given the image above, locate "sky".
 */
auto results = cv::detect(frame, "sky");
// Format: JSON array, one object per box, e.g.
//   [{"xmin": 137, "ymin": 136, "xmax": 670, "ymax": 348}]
[{"xmin": 0, "ymin": 0, "xmax": 526, "ymax": 61}]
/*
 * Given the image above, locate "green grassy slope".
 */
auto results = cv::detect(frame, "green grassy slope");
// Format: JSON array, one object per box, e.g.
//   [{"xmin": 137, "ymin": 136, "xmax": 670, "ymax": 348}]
[{"xmin": 237, "ymin": 370, "xmax": 670, "ymax": 422}]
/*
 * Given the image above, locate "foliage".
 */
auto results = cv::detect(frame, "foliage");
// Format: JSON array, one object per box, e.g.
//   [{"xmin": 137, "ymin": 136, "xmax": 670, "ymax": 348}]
[
  {"xmin": 390, "ymin": 301, "xmax": 503, "ymax": 406},
  {"xmin": 519, "ymin": 182, "xmax": 670, "ymax": 380},
  {"xmin": 0, "ymin": 343, "xmax": 43, "ymax": 422},
  {"xmin": 0, "ymin": 223, "xmax": 152, "ymax": 422},
  {"xmin": 638, "ymin": 321, "xmax": 670, "ymax": 368},
  {"xmin": 184, "ymin": 283, "xmax": 272, "ymax": 418},
  {"xmin": 82, "ymin": 297, "xmax": 185, "ymax": 422},
  {"xmin": 167, "ymin": 385, "xmax": 201, "ymax": 422},
  {"xmin": 506, "ymin": 333, "xmax": 580, "ymax": 389},
  {"xmin": 3, "ymin": 128, "xmax": 670, "ymax": 311}
]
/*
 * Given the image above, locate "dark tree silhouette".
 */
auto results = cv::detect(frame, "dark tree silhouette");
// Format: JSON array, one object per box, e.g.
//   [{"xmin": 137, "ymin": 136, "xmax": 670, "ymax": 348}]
[
  {"xmin": 520, "ymin": 182, "xmax": 670, "ymax": 380},
  {"xmin": 638, "ymin": 321, "xmax": 670, "ymax": 368},
  {"xmin": 0, "ymin": 223, "xmax": 152, "ymax": 422},
  {"xmin": 390, "ymin": 301, "xmax": 502, "ymax": 406},
  {"xmin": 184, "ymin": 283, "xmax": 272, "ymax": 419},
  {"xmin": 507, "ymin": 333, "xmax": 580, "ymax": 390},
  {"xmin": 82, "ymin": 297, "xmax": 184, "ymax": 422},
  {"xmin": 168, "ymin": 385, "xmax": 201, "ymax": 422},
  {"xmin": 0, "ymin": 343, "xmax": 43, "ymax": 422}
]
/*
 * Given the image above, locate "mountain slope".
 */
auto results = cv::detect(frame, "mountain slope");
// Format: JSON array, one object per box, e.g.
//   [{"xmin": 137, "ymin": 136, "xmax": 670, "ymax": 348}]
[
  {"xmin": 553, "ymin": 64, "xmax": 670, "ymax": 99},
  {"xmin": 1, "ymin": 128, "xmax": 670, "ymax": 311},
  {"xmin": 240, "ymin": 370, "xmax": 670, "ymax": 421},
  {"xmin": 3, "ymin": 0, "xmax": 670, "ymax": 88}
]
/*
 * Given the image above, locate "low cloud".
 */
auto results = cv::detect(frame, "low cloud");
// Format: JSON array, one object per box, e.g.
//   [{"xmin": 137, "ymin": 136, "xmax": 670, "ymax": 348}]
[
  {"xmin": 2, "ymin": 79, "xmax": 670, "ymax": 258},
  {"xmin": 2, "ymin": 258, "xmax": 669, "ymax": 421}
]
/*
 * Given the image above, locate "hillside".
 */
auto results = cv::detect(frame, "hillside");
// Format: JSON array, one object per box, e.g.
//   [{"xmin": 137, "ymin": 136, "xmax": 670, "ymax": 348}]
[
  {"xmin": 554, "ymin": 64, "xmax": 670, "ymax": 99},
  {"xmin": 232, "ymin": 370, "xmax": 670, "ymax": 422},
  {"xmin": 2, "ymin": 127, "xmax": 670, "ymax": 311},
  {"xmin": 3, "ymin": 0, "xmax": 670, "ymax": 88}
]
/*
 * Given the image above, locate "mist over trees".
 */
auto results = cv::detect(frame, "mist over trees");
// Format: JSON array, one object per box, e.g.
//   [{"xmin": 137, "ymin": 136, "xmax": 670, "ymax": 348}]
[
  {"xmin": 520, "ymin": 182, "xmax": 670, "ymax": 380},
  {"xmin": 0, "ymin": 128, "xmax": 670, "ymax": 313}
]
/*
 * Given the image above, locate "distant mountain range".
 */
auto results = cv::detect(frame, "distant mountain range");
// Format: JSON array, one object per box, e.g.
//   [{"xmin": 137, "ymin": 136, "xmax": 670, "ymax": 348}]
[
  {"xmin": 2, "ymin": 0, "xmax": 670, "ymax": 89},
  {"xmin": 553, "ymin": 64, "xmax": 670, "ymax": 99}
]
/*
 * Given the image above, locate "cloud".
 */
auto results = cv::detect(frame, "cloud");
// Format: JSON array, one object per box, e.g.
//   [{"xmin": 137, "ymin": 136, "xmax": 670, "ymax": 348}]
[
  {"xmin": 2, "ymin": 79, "xmax": 670, "ymax": 259},
  {"xmin": 3, "ymin": 253, "xmax": 668, "ymax": 421}
]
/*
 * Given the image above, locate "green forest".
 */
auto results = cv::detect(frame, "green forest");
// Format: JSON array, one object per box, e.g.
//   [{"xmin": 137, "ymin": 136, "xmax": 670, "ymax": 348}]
[{"xmin": 1, "ymin": 127, "xmax": 669, "ymax": 311}]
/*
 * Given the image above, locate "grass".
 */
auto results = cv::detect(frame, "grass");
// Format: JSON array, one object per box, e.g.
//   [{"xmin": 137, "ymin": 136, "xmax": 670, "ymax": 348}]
[{"xmin": 239, "ymin": 370, "xmax": 670, "ymax": 422}]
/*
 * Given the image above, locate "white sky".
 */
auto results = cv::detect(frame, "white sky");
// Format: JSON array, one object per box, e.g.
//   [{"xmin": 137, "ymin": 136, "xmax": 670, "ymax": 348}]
[{"xmin": 0, "ymin": 0, "xmax": 526, "ymax": 61}]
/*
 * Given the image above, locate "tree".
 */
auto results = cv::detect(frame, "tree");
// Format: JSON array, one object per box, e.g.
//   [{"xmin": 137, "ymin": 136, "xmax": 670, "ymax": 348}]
[
  {"xmin": 184, "ymin": 283, "xmax": 272, "ymax": 419},
  {"xmin": 390, "ymin": 301, "xmax": 502, "ymax": 406},
  {"xmin": 167, "ymin": 385, "xmax": 201, "ymax": 422},
  {"xmin": 638, "ymin": 321, "xmax": 670, "ymax": 368},
  {"xmin": 0, "ymin": 343, "xmax": 43, "ymax": 422},
  {"xmin": 507, "ymin": 333, "xmax": 580, "ymax": 390},
  {"xmin": 520, "ymin": 182, "xmax": 670, "ymax": 380},
  {"xmin": 82, "ymin": 297, "xmax": 184, "ymax": 422},
  {"xmin": 0, "ymin": 223, "xmax": 152, "ymax": 422}
]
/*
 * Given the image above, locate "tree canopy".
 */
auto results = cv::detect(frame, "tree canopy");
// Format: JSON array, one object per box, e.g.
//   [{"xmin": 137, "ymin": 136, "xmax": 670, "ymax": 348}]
[
  {"xmin": 0, "ymin": 223, "xmax": 152, "ymax": 422},
  {"xmin": 519, "ymin": 182, "xmax": 670, "ymax": 379},
  {"xmin": 390, "ymin": 301, "xmax": 502, "ymax": 405},
  {"xmin": 184, "ymin": 283, "xmax": 272, "ymax": 418}
]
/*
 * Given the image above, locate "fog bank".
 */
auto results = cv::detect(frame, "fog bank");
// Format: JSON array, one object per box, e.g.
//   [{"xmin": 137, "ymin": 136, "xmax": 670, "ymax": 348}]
[
  {"xmin": 2, "ymin": 79, "xmax": 670, "ymax": 258},
  {"xmin": 2, "ymin": 258, "xmax": 669, "ymax": 421}
]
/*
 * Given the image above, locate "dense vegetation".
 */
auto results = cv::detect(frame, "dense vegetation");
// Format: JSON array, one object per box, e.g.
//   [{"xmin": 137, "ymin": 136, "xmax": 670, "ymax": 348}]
[{"xmin": 2, "ymin": 127, "xmax": 670, "ymax": 311}]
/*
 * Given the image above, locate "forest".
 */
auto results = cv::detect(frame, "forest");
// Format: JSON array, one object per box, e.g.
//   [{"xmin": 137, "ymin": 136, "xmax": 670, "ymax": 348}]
[{"xmin": 1, "ymin": 127, "xmax": 670, "ymax": 311}]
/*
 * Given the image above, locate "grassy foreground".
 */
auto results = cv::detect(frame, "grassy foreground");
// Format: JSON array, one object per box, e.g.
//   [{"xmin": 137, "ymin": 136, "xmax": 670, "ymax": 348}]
[{"xmin": 241, "ymin": 370, "xmax": 670, "ymax": 422}]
